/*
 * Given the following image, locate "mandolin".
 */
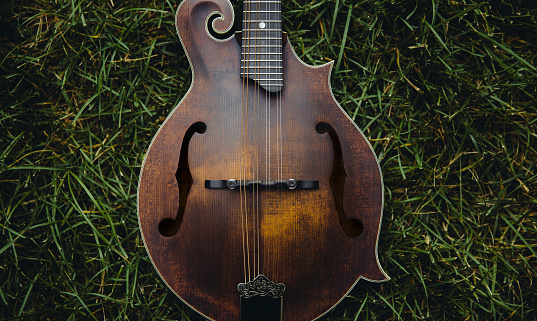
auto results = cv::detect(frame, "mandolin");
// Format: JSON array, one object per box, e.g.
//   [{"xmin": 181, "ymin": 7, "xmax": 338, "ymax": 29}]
[{"xmin": 138, "ymin": 0, "xmax": 388, "ymax": 320}]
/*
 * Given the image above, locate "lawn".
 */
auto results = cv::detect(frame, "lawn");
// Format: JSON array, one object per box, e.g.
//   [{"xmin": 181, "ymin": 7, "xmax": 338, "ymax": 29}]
[{"xmin": 1, "ymin": 0, "xmax": 536, "ymax": 320}]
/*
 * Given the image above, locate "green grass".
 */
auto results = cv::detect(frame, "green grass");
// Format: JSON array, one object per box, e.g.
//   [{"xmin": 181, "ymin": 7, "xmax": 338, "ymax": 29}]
[{"xmin": 1, "ymin": 0, "xmax": 536, "ymax": 320}]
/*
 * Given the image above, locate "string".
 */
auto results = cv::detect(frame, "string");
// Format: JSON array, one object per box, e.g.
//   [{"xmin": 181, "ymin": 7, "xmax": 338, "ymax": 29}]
[
  {"xmin": 278, "ymin": 0, "xmax": 283, "ymax": 283},
  {"xmin": 243, "ymin": 0, "xmax": 253, "ymax": 283},
  {"xmin": 265, "ymin": 3, "xmax": 273, "ymax": 274},
  {"xmin": 276, "ymin": 53, "xmax": 282, "ymax": 283},
  {"xmin": 254, "ymin": 0, "xmax": 260, "ymax": 279},
  {"xmin": 257, "ymin": 0, "xmax": 262, "ymax": 278},
  {"xmin": 240, "ymin": 0, "xmax": 246, "ymax": 284},
  {"xmin": 264, "ymin": 15, "xmax": 270, "ymax": 277},
  {"xmin": 269, "ymin": 0, "xmax": 274, "ymax": 280},
  {"xmin": 274, "ymin": 0, "xmax": 283, "ymax": 282}
]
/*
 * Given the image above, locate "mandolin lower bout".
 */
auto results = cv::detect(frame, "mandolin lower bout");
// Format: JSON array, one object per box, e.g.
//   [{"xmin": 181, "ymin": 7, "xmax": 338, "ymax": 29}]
[{"xmin": 137, "ymin": 0, "xmax": 388, "ymax": 320}]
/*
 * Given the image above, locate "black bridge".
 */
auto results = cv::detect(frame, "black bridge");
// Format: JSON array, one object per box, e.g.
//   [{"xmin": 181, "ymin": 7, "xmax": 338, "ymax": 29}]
[{"xmin": 205, "ymin": 179, "xmax": 318, "ymax": 190}]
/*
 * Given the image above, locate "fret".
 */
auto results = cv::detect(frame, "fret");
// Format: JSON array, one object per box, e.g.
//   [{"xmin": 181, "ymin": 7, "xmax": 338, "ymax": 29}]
[
  {"xmin": 245, "ymin": 72, "xmax": 283, "ymax": 76},
  {"xmin": 242, "ymin": 44, "xmax": 281, "ymax": 48},
  {"xmin": 241, "ymin": 65, "xmax": 283, "ymax": 68},
  {"xmin": 241, "ymin": 68, "xmax": 283, "ymax": 71},
  {"xmin": 244, "ymin": 10, "xmax": 281, "ymax": 13},
  {"xmin": 245, "ymin": 1, "xmax": 281, "ymax": 3},
  {"xmin": 242, "ymin": 46, "xmax": 282, "ymax": 49},
  {"xmin": 242, "ymin": 28, "xmax": 282, "ymax": 31},
  {"xmin": 243, "ymin": 20, "xmax": 282, "ymax": 23},
  {"xmin": 242, "ymin": 53, "xmax": 282, "ymax": 56},
  {"xmin": 243, "ymin": 28, "xmax": 282, "ymax": 32},
  {"xmin": 241, "ymin": 71, "xmax": 283, "ymax": 73},
  {"xmin": 241, "ymin": 61, "xmax": 283, "ymax": 64},
  {"xmin": 249, "ymin": 78, "xmax": 283, "ymax": 81},
  {"xmin": 243, "ymin": 18, "xmax": 281, "ymax": 22},
  {"xmin": 242, "ymin": 65, "xmax": 282, "ymax": 67},
  {"xmin": 241, "ymin": 73, "xmax": 283, "ymax": 76},
  {"xmin": 241, "ymin": 65, "xmax": 283, "ymax": 69},
  {"xmin": 243, "ymin": 10, "xmax": 280, "ymax": 15},
  {"xmin": 242, "ymin": 37, "xmax": 282, "ymax": 40},
  {"xmin": 241, "ymin": 59, "xmax": 282, "ymax": 62},
  {"xmin": 241, "ymin": 66, "xmax": 283, "ymax": 69},
  {"xmin": 243, "ymin": 52, "xmax": 282, "ymax": 55},
  {"xmin": 242, "ymin": 45, "xmax": 281, "ymax": 48},
  {"xmin": 242, "ymin": 73, "xmax": 283, "ymax": 76}
]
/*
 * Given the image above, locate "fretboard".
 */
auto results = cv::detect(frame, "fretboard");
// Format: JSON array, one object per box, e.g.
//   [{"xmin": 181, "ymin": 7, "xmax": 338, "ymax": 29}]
[{"xmin": 240, "ymin": 0, "xmax": 283, "ymax": 93}]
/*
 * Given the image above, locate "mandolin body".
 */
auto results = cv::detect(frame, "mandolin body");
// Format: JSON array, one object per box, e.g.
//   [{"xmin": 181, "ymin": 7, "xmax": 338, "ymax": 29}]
[{"xmin": 137, "ymin": 0, "xmax": 388, "ymax": 320}]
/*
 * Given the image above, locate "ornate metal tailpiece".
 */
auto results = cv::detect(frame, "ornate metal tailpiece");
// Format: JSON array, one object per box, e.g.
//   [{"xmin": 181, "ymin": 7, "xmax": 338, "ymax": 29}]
[{"xmin": 237, "ymin": 274, "xmax": 285, "ymax": 298}]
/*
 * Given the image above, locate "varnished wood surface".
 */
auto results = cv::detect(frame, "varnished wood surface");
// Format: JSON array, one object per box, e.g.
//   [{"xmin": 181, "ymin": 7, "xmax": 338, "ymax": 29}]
[{"xmin": 138, "ymin": 0, "xmax": 388, "ymax": 320}]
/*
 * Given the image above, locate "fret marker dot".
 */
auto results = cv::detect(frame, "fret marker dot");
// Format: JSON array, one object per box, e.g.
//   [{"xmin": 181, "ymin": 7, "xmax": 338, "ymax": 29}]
[{"xmin": 259, "ymin": 22, "xmax": 266, "ymax": 29}]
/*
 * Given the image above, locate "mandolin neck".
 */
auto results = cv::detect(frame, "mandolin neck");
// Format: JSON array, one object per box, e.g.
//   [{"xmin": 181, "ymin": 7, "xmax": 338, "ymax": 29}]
[{"xmin": 240, "ymin": 0, "xmax": 283, "ymax": 92}]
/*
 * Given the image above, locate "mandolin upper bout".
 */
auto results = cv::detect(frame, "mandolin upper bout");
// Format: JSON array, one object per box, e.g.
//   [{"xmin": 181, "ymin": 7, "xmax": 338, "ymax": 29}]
[{"xmin": 138, "ymin": 0, "xmax": 388, "ymax": 320}]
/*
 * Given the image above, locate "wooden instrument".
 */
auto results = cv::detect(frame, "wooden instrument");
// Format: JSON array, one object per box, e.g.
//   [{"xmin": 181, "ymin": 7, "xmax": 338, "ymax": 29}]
[{"xmin": 138, "ymin": 0, "xmax": 388, "ymax": 319}]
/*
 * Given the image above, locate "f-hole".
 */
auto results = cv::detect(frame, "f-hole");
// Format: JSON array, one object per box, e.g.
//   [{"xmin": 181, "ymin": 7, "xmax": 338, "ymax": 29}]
[
  {"xmin": 316, "ymin": 122, "xmax": 363, "ymax": 238},
  {"xmin": 159, "ymin": 122, "xmax": 207, "ymax": 237}
]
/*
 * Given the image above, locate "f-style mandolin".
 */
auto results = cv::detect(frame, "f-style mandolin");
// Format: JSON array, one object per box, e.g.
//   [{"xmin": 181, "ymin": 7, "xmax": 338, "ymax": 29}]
[{"xmin": 138, "ymin": 0, "xmax": 388, "ymax": 320}]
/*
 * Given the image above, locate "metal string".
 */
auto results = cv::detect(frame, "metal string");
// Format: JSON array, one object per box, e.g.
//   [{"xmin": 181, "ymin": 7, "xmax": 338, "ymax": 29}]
[
  {"xmin": 254, "ymin": 0, "xmax": 261, "ymax": 280},
  {"xmin": 242, "ymin": 0, "xmax": 253, "ymax": 283}
]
